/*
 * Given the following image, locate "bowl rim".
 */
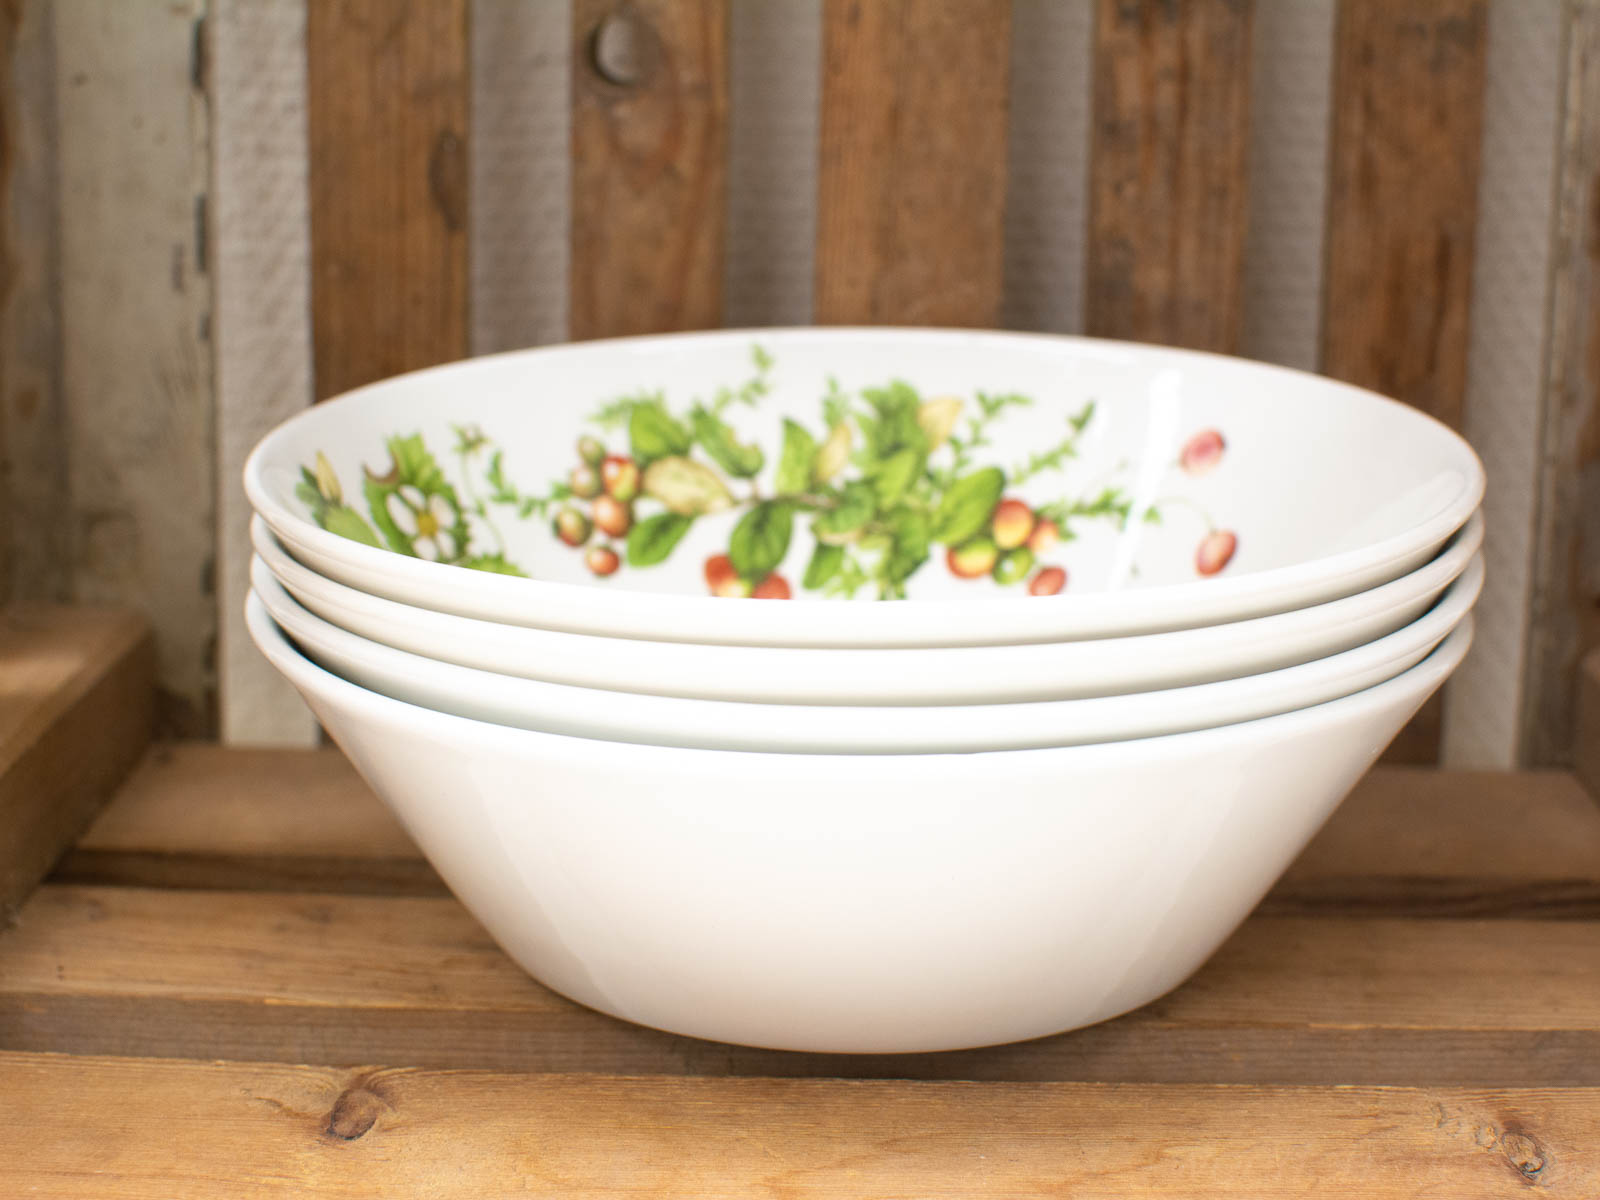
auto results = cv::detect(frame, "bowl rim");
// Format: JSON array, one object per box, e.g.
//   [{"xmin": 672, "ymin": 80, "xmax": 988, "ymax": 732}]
[
  {"xmin": 243, "ymin": 326, "xmax": 1486, "ymax": 635},
  {"xmin": 245, "ymin": 581, "xmax": 1476, "ymax": 768}
]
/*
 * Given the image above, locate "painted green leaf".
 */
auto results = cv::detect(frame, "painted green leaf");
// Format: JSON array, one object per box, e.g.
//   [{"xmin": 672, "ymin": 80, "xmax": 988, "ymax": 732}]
[
  {"xmin": 882, "ymin": 505, "xmax": 931, "ymax": 586},
  {"xmin": 931, "ymin": 466, "xmax": 1004, "ymax": 546},
  {"xmin": 690, "ymin": 407, "xmax": 764, "ymax": 478},
  {"xmin": 729, "ymin": 501, "xmax": 793, "ymax": 579},
  {"xmin": 641, "ymin": 456, "xmax": 734, "ymax": 515},
  {"xmin": 321, "ymin": 505, "xmax": 383, "ymax": 548},
  {"xmin": 775, "ymin": 419, "xmax": 818, "ymax": 496},
  {"xmin": 627, "ymin": 512, "xmax": 694, "ymax": 567},
  {"xmin": 870, "ymin": 446, "xmax": 923, "ymax": 505},
  {"xmin": 461, "ymin": 552, "xmax": 527, "ymax": 576},
  {"xmin": 628, "ymin": 402, "xmax": 692, "ymax": 463},
  {"xmin": 802, "ymin": 542, "xmax": 844, "ymax": 591},
  {"xmin": 813, "ymin": 481, "xmax": 875, "ymax": 544}
]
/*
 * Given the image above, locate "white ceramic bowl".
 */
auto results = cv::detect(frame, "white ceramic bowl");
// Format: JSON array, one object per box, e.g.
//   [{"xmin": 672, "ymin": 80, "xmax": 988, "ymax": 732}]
[
  {"xmin": 254, "ymin": 511, "xmax": 1482, "ymax": 706},
  {"xmin": 245, "ymin": 328, "xmax": 1483, "ymax": 647},
  {"xmin": 246, "ymin": 592, "xmax": 1473, "ymax": 1053},
  {"xmin": 252, "ymin": 551, "xmax": 1481, "ymax": 754}
]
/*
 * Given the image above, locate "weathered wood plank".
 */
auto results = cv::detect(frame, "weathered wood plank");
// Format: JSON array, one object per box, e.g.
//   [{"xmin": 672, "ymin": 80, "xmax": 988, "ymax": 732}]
[
  {"xmin": 1000, "ymin": 0, "xmax": 1094, "ymax": 334},
  {"xmin": 0, "ymin": 610, "xmax": 152, "ymax": 921},
  {"xmin": 53, "ymin": 0, "xmax": 215, "ymax": 736},
  {"xmin": 55, "ymin": 750, "xmax": 1600, "ymax": 919},
  {"xmin": 0, "ymin": 0, "xmax": 68, "ymax": 607},
  {"xmin": 813, "ymin": 0, "xmax": 1011, "ymax": 326},
  {"xmin": 1, "ymin": 1054, "xmax": 1596, "ymax": 1196},
  {"xmin": 1577, "ymin": 651, "xmax": 1600, "ymax": 804},
  {"xmin": 469, "ymin": 0, "xmax": 570, "ymax": 354},
  {"xmin": 1322, "ymin": 0, "xmax": 1488, "ymax": 766},
  {"xmin": 210, "ymin": 0, "xmax": 318, "ymax": 747},
  {"xmin": 570, "ymin": 0, "xmax": 727, "ymax": 339},
  {"xmin": 4, "ymin": 882, "xmax": 1597, "ymax": 1084},
  {"xmin": 306, "ymin": 0, "xmax": 470, "ymax": 400},
  {"xmin": 1085, "ymin": 0, "xmax": 1254, "ymax": 351},
  {"xmin": 1525, "ymin": 1, "xmax": 1600, "ymax": 767},
  {"xmin": 723, "ymin": 0, "xmax": 821, "ymax": 327},
  {"xmin": 1438, "ymin": 0, "xmax": 1563, "ymax": 770}
]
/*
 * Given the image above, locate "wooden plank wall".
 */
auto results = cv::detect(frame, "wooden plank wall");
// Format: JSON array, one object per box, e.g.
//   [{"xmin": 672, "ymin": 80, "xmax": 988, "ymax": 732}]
[{"xmin": 0, "ymin": 0, "xmax": 1595, "ymax": 768}]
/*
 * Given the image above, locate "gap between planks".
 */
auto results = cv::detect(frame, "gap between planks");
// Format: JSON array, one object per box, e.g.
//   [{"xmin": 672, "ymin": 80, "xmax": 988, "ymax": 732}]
[{"xmin": 1, "ymin": 1054, "xmax": 1596, "ymax": 1197}]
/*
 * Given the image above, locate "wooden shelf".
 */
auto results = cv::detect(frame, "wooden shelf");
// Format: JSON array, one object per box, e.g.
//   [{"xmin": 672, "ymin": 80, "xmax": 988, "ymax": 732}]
[{"xmin": 4, "ymin": 745, "xmax": 1599, "ymax": 1194}]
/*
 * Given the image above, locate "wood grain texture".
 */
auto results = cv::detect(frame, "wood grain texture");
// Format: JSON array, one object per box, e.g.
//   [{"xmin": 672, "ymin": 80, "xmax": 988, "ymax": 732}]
[
  {"xmin": 1525, "ymin": 1, "xmax": 1600, "ymax": 766},
  {"xmin": 1578, "ymin": 651, "xmax": 1600, "ymax": 804},
  {"xmin": 813, "ymin": 0, "xmax": 1011, "ymax": 326},
  {"xmin": 306, "ymin": 0, "xmax": 469, "ymax": 400},
  {"xmin": 2, "ymin": 1054, "xmax": 1597, "ymax": 1196},
  {"xmin": 570, "ymin": 0, "xmax": 727, "ymax": 339},
  {"xmin": 55, "ymin": 750, "xmax": 1600, "ymax": 919},
  {"xmin": 53, "ymin": 0, "xmax": 215, "ymax": 736},
  {"xmin": 5, "ymin": 882, "xmax": 1599, "ymax": 1084},
  {"xmin": 0, "ymin": 610, "xmax": 151, "ymax": 920},
  {"xmin": 1085, "ymin": 0, "xmax": 1254, "ymax": 351},
  {"xmin": 0, "ymin": 0, "xmax": 68, "ymax": 607},
  {"xmin": 1322, "ymin": 0, "xmax": 1488, "ymax": 766}
]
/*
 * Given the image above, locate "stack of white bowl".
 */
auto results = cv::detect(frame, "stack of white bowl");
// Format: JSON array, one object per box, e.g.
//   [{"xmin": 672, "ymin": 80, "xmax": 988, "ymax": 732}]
[{"xmin": 243, "ymin": 329, "xmax": 1484, "ymax": 1054}]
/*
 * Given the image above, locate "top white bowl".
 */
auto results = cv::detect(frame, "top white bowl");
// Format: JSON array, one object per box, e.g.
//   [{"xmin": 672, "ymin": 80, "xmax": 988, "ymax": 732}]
[{"xmin": 245, "ymin": 328, "xmax": 1483, "ymax": 648}]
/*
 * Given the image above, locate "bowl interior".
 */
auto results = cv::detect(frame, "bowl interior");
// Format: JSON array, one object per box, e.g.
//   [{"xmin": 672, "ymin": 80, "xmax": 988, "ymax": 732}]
[{"xmin": 252, "ymin": 329, "xmax": 1480, "ymax": 605}]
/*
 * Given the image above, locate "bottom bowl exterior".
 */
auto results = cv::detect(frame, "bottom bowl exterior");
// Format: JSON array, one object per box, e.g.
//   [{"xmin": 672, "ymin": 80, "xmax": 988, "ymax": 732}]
[{"xmin": 247, "ymin": 594, "xmax": 1471, "ymax": 1054}]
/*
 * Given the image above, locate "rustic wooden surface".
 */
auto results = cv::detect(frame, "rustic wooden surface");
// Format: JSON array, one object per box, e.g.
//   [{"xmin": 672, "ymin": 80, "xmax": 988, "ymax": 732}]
[
  {"xmin": 813, "ymin": 0, "xmax": 1011, "ymax": 326},
  {"xmin": 1526, "ymin": 1, "xmax": 1600, "ymax": 767},
  {"xmin": 3, "ymin": 743, "xmax": 1599, "ymax": 1190},
  {"xmin": 1577, "ymin": 650, "xmax": 1600, "ymax": 803},
  {"xmin": 3, "ymin": 1055, "xmax": 1596, "ymax": 1197},
  {"xmin": 0, "ymin": 609, "xmax": 151, "ymax": 921},
  {"xmin": 306, "ymin": 0, "xmax": 469, "ymax": 400},
  {"xmin": 570, "ymin": 0, "xmax": 727, "ymax": 339},
  {"xmin": 52, "ymin": 0, "xmax": 215, "ymax": 736},
  {"xmin": 1321, "ymin": 0, "xmax": 1488, "ymax": 765},
  {"xmin": 0, "ymin": 0, "xmax": 68, "ymax": 610},
  {"xmin": 1086, "ymin": 0, "xmax": 1254, "ymax": 352}
]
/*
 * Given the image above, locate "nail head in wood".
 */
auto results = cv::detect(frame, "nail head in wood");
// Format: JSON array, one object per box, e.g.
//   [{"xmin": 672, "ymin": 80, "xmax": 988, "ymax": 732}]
[{"xmin": 591, "ymin": 6, "xmax": 654, "ymax": 88}]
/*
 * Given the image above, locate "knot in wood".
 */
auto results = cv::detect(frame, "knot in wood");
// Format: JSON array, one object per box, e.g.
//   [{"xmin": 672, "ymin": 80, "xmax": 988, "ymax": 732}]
[
  {"xmin": 590, "ymin": 6, "xmax": 655, "ymax": 88},
  {"xmin": 1499, "ymin": 1131, "xmax": 1546, "ymax": 1182},
  {"xmin": 325, "ymin": 1084, "xmax": 386, "ymax": 1142}
]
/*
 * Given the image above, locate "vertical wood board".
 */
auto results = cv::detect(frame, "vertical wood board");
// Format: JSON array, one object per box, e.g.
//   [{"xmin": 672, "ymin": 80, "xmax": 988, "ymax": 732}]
[
  {"xmin": 1525, "ymin": 0, "xmax": 1600, "ymax": 766},
  {"xmin": 211, "ymin": 0, "xmax": 318, "ymax": 747},
  {"xmin": 813, "ymin": 0, "xmax": 1012, "ymax": 326},
  {"xmin": 307, "ymin": 0, "xmax": 470, "ymax": 400},
  {"xmin": 570, "ymin": 0, "xmax": 728, "ymax": 339},
  {"xmin": 1001, "ymin": 0, "xmax": 1094, "ymax": 334},
  {"xmin": 0, "ymin": 0, "xmax": 68, "ymax": 606},
  {"xmin": 469, "ymin": 0, "xmax": 571, "ymax": 354},
  {"xmin": 723, "ymin": 0, "xmax": 821, "ymax": 328},
  {"xmin": 53, "ymin": 0, "xmax": 215, "ymax": 736},
  {"xmin": 1086, "ymin": 0, "xmax": 1255, "ymax": 352},
  {"xmin": 1239, "ymin": 0, "xmax": 1335, "ymax": 371},
  {"xmin": 1441, "ymin": 0, "xmax": 1563, "ymax": 768}
]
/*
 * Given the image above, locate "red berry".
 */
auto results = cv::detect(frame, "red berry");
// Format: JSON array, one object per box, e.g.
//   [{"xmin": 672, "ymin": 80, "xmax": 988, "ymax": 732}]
[
  {"xmin": 946, "ymin": 535, "xmax": 999, "ymax": 579},
  {"xmin": 585, "ymin": 545, "xmax": 620, "ymax": 576},
  {"xmin": 991, "ymin": 498, "xmax": 1035, "ymax": 551},
  {"xmin": 1026, "ymin": 518, "xmax": 1060, "ymax": 555},
  {"xmin": 704, "ymin": 553, "xmax": 751, "ymax": 598},
  {"xmin": 592, "ymin": 493, "xmax": 632, "ymax": 538},
  {"xmin": 1180, "ymin": 429, "xmax": 1226, "ymax": 475},
  {"xmin": 570, "ymin": 463, "xmax": 601, "ymax": 499},
  {"xmin": 601, "ymin": 455, "xmax": 640, "ymax": 502},
  {"xmin": 752, "ymin": 573, "xmax": 791, "ymax": 600},
  {"xmin": 1028, "ymin": 566, "xmax": 1067, "ymax": 596},
  {"xmin": 553, "ymin": 506, "xmax": 591, "ymax": 547},
  {"xmin": 1196, "ymin": 530, "xmax": 1237, "ymax": 576}
]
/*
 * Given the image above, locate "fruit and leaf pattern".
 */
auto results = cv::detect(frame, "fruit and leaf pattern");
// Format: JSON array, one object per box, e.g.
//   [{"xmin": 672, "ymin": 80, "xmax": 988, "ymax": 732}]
[{"xmin": 296, "ymin": 345, "xmax": 1238, "ymax": 599}]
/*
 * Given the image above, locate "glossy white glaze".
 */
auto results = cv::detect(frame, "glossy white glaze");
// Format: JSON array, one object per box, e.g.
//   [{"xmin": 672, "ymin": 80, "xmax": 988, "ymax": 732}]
[{"xmin": 247, "ymin": 594, "xmax": 1472, "ymax": 1053}]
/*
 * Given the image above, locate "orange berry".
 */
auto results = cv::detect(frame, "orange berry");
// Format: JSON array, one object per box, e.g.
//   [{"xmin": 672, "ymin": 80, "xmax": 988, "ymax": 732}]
[
  {"xmin": 991, "ymin": 498, "xmax": 1036, "ymax": 551},
  {"xmin": 1196, "ymin": 530, "xmax": 1237, "ymax": 576},
  {"xmin": 1028, "ymin": 566, "xmax": 1067, "ymax": 596}
]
